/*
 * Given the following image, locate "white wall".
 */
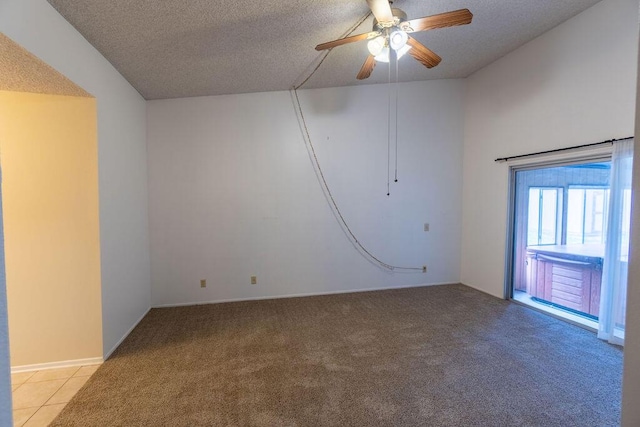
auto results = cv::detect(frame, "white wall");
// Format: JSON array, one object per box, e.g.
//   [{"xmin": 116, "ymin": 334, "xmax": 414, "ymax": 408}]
[
  {"xmin": 622, "ymin": 14, "xmax": 640, "ymax": 425},
  {"xmin": 461, "ymin": 0, "xmax": 638, "ymax": 297},
  {"xmin": 0, "ymin": 0, "xmax": 151, "ymax": 358},
  {"xmin": 147, "ymin": 80, "xmax": 464, "ymax": 306}
]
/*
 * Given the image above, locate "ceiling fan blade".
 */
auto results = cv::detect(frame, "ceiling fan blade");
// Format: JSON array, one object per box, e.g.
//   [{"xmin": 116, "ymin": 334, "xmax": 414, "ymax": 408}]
[
  {"xmin": 403, "ymin": 9, "xmax": 473, "ymax": 33},
  {"xmin": 356, "ymin": 55, "xmax": 377, "ymax": 80},
  {"xmin": 315, "ymin": 31, "xmax": 379, "ymax": 51},
  {"xmin": 407, "ymin": 37, "xmax": 441, "ymax": 68},
  {"xmin": 366, "ymin": 0, "xmax": 394, "ymax": 23}
]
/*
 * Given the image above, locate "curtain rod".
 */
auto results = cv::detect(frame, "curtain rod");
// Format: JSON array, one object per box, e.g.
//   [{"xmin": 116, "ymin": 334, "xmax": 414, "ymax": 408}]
[{"xmin": 494, "ymin": 136, "xmax": 634, "ymax": 163}]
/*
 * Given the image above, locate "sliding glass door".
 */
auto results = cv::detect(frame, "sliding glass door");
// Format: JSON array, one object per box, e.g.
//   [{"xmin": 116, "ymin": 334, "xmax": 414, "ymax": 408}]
[{"xmin": 509, "ymin": 159, "xmax": 630, "ymax": 339}]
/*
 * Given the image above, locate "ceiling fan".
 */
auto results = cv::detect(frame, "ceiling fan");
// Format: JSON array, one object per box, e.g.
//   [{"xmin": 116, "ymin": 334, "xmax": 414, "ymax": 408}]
[{"xmin": 315, "ymin": 0, "xmax": 473, "ymax": 80}]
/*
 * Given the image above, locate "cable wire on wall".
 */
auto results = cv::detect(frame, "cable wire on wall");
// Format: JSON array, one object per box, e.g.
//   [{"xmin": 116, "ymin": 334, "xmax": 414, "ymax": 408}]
[
  {"xmin": 291, "ymin": 90, "xmax": 421, "ymax": 272},
  {"xmin": 290, "ymin": 5, "xmax": 423, "ymax": 272},
  {"xmin": 293, "ymin": 11, "xmax": 372, "ymax": 91}
]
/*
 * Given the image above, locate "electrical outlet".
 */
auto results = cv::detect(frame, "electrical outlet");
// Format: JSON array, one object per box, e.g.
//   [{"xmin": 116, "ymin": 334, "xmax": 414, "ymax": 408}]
[
  {"xmin": 424, "ymin": 223, "xmax": 430, "ymax": 232},
  {"xmin": 422, "ymin": 266, "xmax": 427, "ymax": 273},
  {"xmin": 251, "ymin": 276, "xmax": 257, "ymax": 285},
  {"xmin": 200, "ymin": 279, "xmax": 206, "ymax": 288}
]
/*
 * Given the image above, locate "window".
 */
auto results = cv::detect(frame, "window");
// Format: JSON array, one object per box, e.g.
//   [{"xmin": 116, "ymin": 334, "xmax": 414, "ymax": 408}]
[
  {"xmin": 566, "ymin": 187, "xmax": 609, "ymax": 245},
  {"xmin": 527, "ymin": 187, "xmax": 562, "ymax": 246}
]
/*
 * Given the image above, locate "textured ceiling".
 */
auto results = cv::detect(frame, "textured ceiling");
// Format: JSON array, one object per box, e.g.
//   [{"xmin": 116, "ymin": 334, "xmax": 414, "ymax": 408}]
[
  {"xmin": 46, "ymin": 0, "xmax": 602, "ymax": 100},
  {"xmin": 0, "ymin": 32, "xmax": 91, "ymax": 97}
]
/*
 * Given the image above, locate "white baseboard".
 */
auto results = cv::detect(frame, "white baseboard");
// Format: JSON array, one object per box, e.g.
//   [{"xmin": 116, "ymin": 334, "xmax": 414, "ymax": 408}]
[
  {"xmin": 153, "ymin": 282, "xmax": 456, "ymax": 308},
  {"xmin": 103, "ymin": 307, "xmax": 151, "ymax": 360},
  {"xmin": 11, "ymin": 357, "xmax": 103, "ymax": 374},
  {"xmin": 14, "ymin": 307, "xmax": 154, "ymax": 370},
  {"xmin": 458, "ymin": 282, "xmax": 504, "ymax": 299}
]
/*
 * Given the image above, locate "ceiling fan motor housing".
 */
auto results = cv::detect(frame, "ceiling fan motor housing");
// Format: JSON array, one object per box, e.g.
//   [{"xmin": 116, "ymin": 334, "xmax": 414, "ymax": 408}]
[{"xmin": 372, "ymin": 8, "xmax": 407, "ymax": 30}]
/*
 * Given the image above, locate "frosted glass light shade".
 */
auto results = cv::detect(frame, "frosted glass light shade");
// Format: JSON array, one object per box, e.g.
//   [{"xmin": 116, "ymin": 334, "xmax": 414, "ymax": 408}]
[
  {"xmin": 374, "ymin": 45, "xmax": 411, "ymax": 63},
  {"xmin": 367, "ymin": 36, "xmax": 385, "ymax": 56},
  {"xmin": 389, "ymin": 29, "xmax": 408, "ymax": 50}
]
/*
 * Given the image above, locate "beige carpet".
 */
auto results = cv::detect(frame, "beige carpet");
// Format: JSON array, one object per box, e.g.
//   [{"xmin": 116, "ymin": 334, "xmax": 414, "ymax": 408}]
[{"xmin": 51, "ymin": 284, "xmax": 622, "ymax": 426}]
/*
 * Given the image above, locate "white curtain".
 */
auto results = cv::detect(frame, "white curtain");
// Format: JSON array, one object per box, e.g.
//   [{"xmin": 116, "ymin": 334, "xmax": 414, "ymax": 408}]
[{"xmin": 598, "ymin": 139, "xmax": 634, "ymax": 345}]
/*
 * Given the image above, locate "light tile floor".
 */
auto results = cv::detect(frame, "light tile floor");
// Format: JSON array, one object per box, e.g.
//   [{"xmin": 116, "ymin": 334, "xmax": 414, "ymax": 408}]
[{"xmin": 11, "ymin": 365, "xmax": 100, "ymax": 427}]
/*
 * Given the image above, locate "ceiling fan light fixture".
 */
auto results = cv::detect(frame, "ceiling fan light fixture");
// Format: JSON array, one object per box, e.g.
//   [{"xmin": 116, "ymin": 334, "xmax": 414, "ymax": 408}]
[
  {"xmin": 397, "ymin": 44, "xmax": 411, "ymax": 58},
  {"xmin": 389, "ymin": 29, "xmax": 408, "ymax": 50},
  {"xmin": 367, "ymin": 36, "xmax": 386, "ymax": 56},
  {"xmin": 374, "ymin": 47, "xmax": 389, "ymax": 63},
  {"xmin": 374, "ymin": 44, "xmax": 411, "ymax": 63}
]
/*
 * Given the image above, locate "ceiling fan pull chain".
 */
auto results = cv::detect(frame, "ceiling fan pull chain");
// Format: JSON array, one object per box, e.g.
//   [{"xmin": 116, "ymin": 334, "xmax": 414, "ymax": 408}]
[
  {"xmin": 394, "ymin": 50, "xmax": 399, "ymax": 183},
  {"xmin": 387, "ymin": 53, "xmax": 392, "ymax": 196}
]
